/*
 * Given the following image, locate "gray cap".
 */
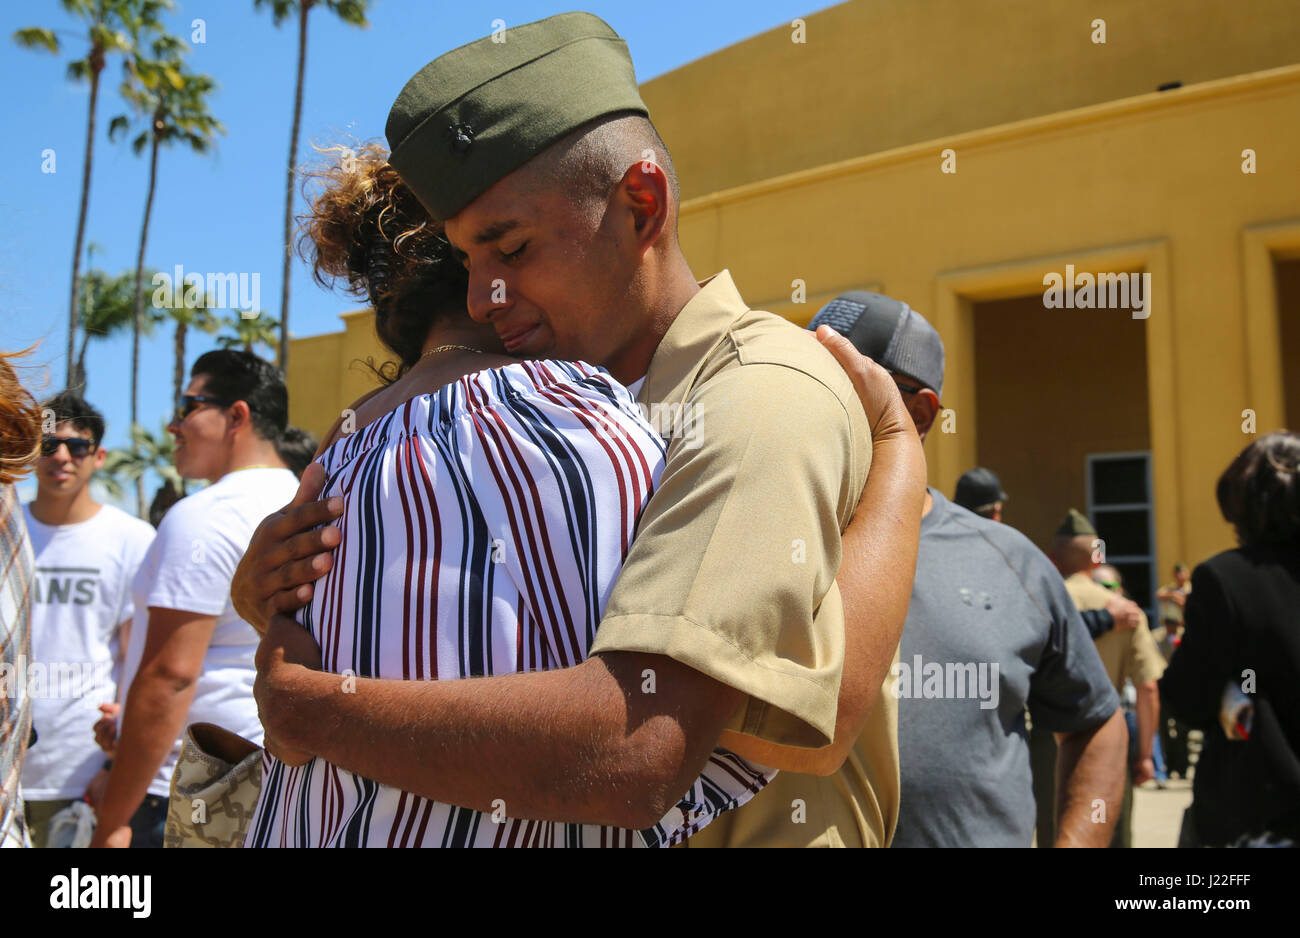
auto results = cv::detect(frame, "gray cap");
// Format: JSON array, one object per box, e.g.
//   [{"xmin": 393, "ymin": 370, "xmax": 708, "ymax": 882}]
[{"xmin": 807, "ymin": 291, "xmax": 945, "ymax": 399}]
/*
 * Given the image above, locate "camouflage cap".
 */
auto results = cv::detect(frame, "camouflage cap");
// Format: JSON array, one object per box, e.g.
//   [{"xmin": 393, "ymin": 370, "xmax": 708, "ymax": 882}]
[
  {"xmin": 1056, "ymin": 508, "xmax": 1097, "ymax": 537},
  {"xmin": 385, "ymin": 12, "xmax": 648, "ymax": 220}
]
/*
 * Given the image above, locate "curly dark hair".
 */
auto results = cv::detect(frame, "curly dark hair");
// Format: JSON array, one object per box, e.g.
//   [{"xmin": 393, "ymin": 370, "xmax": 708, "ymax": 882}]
[
  {"xmin": 0, "ymin": 347, "xmax": 42, "ymax": 484},
  {"xmin": 297, "ymin": 142, "xmax": 468, "ymax": 382},
  {"xmin": 1217, "ymin": 431, "xmax": 1300, "ymax": 548},
  {"xmin": 41, "ymin": 390, "xmax": 105, "ymax": 447}
]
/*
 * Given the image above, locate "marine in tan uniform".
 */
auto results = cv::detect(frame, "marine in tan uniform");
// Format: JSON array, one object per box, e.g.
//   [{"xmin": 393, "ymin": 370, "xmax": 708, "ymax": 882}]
[
  {"xmin": 1067, "ymin": 572, "xmax": 1166, "ymax": 693},
  {"xmin": 233, "ymin": 12, "xmax": 926, "ymax": 843},
  {"xmin": 610, "ymin": 275, "xmax": 903, "ymax": 849},
  {"xmin": 1052, "ymin": 511, "xmax": 1166, "ymax": 695},
  {"xmin": 1051, "ymin": 509, "xmax": 1165, "ymax": 847}
]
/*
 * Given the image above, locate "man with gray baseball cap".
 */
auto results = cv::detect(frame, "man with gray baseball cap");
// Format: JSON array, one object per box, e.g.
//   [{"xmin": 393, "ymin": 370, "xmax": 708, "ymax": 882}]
[{"xmin": 803, "ymin": 291, "xmax": 1127, "ymax": 846}]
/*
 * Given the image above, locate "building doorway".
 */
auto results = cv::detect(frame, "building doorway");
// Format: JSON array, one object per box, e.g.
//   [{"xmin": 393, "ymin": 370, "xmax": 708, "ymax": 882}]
[
  {"xmin": 971, "ymin": 288, "xmax": 1152, "ymax": 566},
  {"xmin": 1276, "ymin": 257, "xmax": 1300, "ymax": 430}
]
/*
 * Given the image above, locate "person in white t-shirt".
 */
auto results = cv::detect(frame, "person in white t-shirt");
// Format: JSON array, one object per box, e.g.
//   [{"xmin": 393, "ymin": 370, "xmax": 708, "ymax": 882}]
[
  {"xmin": 20, "ymin": 392, "xmax": 154, "ymax": 847},
  {"xmin": 90, "ymin": 350, "xmax": 298, "ymax": 848}
]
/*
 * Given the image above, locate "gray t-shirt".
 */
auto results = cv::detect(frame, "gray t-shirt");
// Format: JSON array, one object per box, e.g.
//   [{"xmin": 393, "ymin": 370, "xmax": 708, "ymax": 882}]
[{"xmin": 891, "ymin": 490, "xmax": 1119, "ymax": 847}]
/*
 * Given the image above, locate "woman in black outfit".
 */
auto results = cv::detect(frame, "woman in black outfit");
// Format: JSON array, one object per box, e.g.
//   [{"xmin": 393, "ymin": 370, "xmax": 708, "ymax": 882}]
[{"xmin": 1161, "ymin": 432, "xmax": 1300, "ymax": 846}]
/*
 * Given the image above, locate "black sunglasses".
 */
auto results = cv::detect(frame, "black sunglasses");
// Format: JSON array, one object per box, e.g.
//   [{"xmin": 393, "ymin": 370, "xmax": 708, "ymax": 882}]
[
  {"xmin": 892, "ymin": 378, "xmax": 926, "ymax": 396},
  {"xmin": 41, "ymin": 436, "xmax": 96, "ymax": 459},
  {"xmin": 175, "ymin": 393, "xmax": 233, "ymax": 422}
]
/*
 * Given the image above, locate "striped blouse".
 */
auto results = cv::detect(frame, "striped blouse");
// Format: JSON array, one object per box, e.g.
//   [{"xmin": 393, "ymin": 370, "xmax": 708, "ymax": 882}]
[
  {"xmin": 248, "ymin": 361, "xmax": 772, "ymax": 847},
  {"xmin": 1, "ymin": 484, "xmax": 34, "ymax": 848}
]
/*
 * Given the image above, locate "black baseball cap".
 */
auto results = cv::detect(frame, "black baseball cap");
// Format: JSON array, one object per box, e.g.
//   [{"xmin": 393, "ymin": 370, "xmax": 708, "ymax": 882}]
[
  {"xmin": 954, "ymin": 467, "xmax": 1008, "ymax": 513},
  {"xmin": 807, "ymin": 291, "xmax": 945, "ymax": 399}
]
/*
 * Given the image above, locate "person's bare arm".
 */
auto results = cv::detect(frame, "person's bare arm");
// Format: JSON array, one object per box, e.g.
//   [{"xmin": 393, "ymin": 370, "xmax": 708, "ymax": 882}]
[
  {"xmin": 719, "ymin": 327, "xmax": 925, "ymax": 774},
  {"xmin": 256, "ymin": 619, "xmax": 741, "ymax": 829},
  {"xmin": 88, "ymin": 607, "xmax": 218, "ymax": 847},
  {"xmin": 1053, "ymin": 708, "xmax": 1126, "ymax": 847},
  {"xmin": 1133, "ymin": 680, "xmax": 1159, "ymax": 785},
  {"xmin": 1106, "ymin": 595, "xmax": 1142, "ymax": 630},
  {"xmin": 91, "ymin": 615, "xmax": 134, "ymax": 757}
]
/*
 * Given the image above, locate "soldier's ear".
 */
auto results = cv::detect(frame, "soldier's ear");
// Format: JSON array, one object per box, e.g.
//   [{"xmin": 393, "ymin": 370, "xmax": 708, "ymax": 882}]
[{"xmin": 615, "ymin": 159, "xmax": 670, "ymax": 251}]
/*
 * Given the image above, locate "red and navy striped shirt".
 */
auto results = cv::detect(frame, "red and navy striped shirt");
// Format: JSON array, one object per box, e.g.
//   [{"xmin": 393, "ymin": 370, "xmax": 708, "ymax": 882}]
[{"xmin": 247, "ymin": 361, "xmax": 771, "ymax": 847}]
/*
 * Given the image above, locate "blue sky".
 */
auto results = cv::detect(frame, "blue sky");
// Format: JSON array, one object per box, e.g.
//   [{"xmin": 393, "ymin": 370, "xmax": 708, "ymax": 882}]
[{"xmin": 1, "ymin": 0, "xmax": 830, "ymax": 506}]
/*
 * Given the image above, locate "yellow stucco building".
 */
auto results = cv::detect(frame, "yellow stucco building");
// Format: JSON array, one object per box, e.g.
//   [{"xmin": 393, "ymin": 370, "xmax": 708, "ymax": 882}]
[{"xmin": 288, "ymin": 0, "xmax": 1300, "ymax": 609}]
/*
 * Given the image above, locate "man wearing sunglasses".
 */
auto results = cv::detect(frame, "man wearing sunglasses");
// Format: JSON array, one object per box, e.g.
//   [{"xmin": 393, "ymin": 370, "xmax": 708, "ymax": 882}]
[
  {"xmin": 20, "ymin": 392, "xmax": 155, "ymax": 847},
  {"xmin": 90, "ymin": 350, "xmax": 297, "ymax": 847}
]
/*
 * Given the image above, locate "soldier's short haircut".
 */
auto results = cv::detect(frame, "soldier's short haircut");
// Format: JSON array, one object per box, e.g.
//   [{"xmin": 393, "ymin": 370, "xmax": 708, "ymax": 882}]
[{"xmin": 530, "ymin": 114, "xmax": 680, "ymax": 222}]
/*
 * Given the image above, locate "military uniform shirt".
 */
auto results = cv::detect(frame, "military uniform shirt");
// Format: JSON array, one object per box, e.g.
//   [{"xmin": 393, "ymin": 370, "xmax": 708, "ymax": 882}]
[
  {"xmin": 588, "ymin": 271, "xmax": 899, "ymax": 847},
  {"xmin": 1064, "ymin": 573, "xmax": 1166, "ymax": 691},
  {"xmin": 590, "ymin": 270, "xmax": 876, "ymax": 746}
]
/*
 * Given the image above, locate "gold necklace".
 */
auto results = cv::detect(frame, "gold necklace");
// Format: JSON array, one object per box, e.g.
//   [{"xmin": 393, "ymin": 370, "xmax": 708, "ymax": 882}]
[{"xmin": 420, "ymin": 344, "xmax": 484, "ymax": 360}]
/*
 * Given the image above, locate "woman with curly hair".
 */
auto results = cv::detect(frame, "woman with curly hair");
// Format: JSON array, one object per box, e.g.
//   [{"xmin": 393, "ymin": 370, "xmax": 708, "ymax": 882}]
[
  {"xmin": 1162, "ymin": 431, "xmax": 1300, "ymax": 846},
  {"xmin": 244, "ymin": 144, "xmax": 774, "ymax": 847}
]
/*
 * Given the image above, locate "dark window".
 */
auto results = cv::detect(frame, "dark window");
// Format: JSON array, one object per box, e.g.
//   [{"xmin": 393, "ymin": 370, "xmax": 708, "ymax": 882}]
[
  {"xmin": 1094, "ymin": 509, "xmax": 1151, "ymax": 557},
  {"xmin": 1091, "ymin": 457, "xmax": 1148, "ymax": 505},
  {"xmin": 1088, "ymin": 452, "xmax": 1155, "ymax": 615}
]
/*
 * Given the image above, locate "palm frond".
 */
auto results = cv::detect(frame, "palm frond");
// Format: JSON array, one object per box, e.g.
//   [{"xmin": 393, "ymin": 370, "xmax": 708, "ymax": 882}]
[
  {"xmin": 66, "ymin": 57, "xmax": 93, "ymax": 81},
  {"xmin": 327, "ymin": 0, "xmax": 371, "ymax": 28},
  {"xmin": 107, "ymin": 113, "xmax": 130, "ymax": 141},
  {"xmin": 12, "ymin": 27, "xmax": 59, "ymax": 53},
  {"xmin": 254, "ymin": 0, "xmax": 299, "ymax": 27}
]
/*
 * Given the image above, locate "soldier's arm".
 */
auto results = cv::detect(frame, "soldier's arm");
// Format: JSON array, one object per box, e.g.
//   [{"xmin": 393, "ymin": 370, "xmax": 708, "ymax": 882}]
[{"xmin": 257, "ymin": 627, "xmax": 739, "ymax": 830}]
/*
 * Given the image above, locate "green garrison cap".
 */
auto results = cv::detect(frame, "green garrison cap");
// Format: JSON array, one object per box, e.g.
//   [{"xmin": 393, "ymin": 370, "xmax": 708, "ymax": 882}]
[
  {"xmin": 385, "ymin": 12, "xmax": 648, "ymax": 220},
  {"xmin": 1056, "ymin": 508, "xmax": 1097, "ymax": 537}
]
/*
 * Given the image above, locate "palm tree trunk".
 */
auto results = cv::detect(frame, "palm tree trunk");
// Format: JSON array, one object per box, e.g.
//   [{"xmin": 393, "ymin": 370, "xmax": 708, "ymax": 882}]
[
  {"xmin": 76, "ymin": 330, "xmax": 91, "ymax": 397},
  {"xmin": 278, "ymin": 0, "xmax": 312, "ymax": 373},
  {"xmin": 67, "ymin": 54, "xmax": 104, "ymax": 388},
  {"xmin": 132, "ymin": 126, "xmax": 162, "ymax": 519},
  {"xmin": 173, "ymin": 319, "xmax": 187, "ymax": 411},
  {"xmin": 173, "ymin": 315, "xmax": 189, "ymax": 498}
]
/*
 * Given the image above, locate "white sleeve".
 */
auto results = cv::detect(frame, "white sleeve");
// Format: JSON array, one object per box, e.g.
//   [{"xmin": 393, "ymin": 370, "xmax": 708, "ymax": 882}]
[
  {"xmin": 145, "ymin": 500, "xmax": 243, "ymax": 616},
  {"xmin": 116, "ymin": 521, "xmax": 156, "ymax": 626}
]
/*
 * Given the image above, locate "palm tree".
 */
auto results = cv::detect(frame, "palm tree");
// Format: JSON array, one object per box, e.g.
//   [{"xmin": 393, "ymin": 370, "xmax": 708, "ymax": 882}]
[
  {"xmin": 216, "ymin": 312, "xmax": 280, "ymax": 358},
  {"xmin": 255, "ymin": 0, "xmax": 370, "ymax": 372},
  {"xmin": 165, "ymin": 300, "xmax": 221, "ymax": 411},
  {"xmin": 13, "ymin": 0, "xmax": 170, "ymax": 387},
  {"xmin": 74, "ymin": 265, "xmax": 160, "ymax": 395},
  {"xmin": 111, "ymin": 37, "xmax": 223, "ymax": 516}
]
